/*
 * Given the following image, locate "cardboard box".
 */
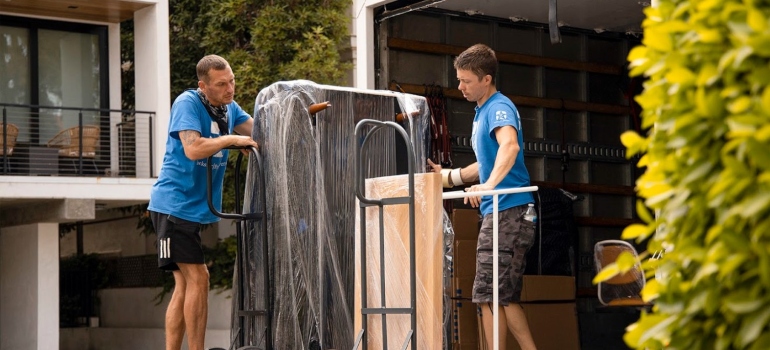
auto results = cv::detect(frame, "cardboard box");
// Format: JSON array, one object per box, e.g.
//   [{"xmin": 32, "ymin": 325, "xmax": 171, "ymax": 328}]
[
  {"xmin": 508, "ymin": 303, "xmax": 580, "ymax": 350},
  {"xmin": 452, "ymin": 209, "xmax": 481, "ymax": 240},
  {"xmin": 477, "ymin": 275, "xmax": 580, "ymax": 350},
  {"xmin": 520, "ymin": 275, "xmax": 575, "ymax": 302},
  {"xmin": 452, "ymin": 275, "xmax": 475, "ymax": 299},
  {"xmin": 452, "ymin": 298, "xmax": 479, "ymax": 345},
  {"xmin": 452, "ymin": 343, "xmax": 479, "ymax": 350},
  {"xmin": 478, "ymin": 303, "xmax": 580, "ymax": 350},
  {"xmin": 453, "ymin": 240, "xmax": 478, "ymax": 278}
]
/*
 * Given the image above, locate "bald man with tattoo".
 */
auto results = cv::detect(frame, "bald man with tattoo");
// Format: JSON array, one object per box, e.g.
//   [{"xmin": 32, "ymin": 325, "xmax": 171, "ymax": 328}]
[{"xmin": 148, "ymin": 54, "xmax": 258, "ymax": 350}]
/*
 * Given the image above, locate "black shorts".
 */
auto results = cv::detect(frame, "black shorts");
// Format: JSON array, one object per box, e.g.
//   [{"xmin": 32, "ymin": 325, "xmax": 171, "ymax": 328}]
[{"xmin": 150, "ymin": 211, "xmax": 205, "ymax": 270}]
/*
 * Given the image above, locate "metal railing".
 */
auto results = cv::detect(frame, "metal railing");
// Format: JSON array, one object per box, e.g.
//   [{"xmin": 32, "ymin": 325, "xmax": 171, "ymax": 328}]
[{"xmin": 1, "ymin": 103, "xmax": 155, "ymax": 178}]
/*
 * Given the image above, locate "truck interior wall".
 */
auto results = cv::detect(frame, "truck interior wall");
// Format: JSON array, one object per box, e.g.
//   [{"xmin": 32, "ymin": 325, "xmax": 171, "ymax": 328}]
[{"xmin": 380, "ymin": 9, "xmax": 642, "ymax": 350}]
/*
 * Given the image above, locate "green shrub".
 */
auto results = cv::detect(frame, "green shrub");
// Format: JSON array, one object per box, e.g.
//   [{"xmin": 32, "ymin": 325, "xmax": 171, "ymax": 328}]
[{"xmin": 610, "ymin": 0, "xmax": 770, "ymax": 349}]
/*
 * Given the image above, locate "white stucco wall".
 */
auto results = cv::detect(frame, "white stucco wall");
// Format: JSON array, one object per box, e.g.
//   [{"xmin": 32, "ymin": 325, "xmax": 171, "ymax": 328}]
[{"xmin": 60, "ymin": 288, "xmax": 232, "ymax": 350}]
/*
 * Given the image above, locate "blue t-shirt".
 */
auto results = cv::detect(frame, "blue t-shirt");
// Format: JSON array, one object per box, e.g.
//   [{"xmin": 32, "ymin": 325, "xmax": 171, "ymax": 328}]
[
  {"xmin": 471, "ymin": 91, "xmax": 533, "ymax": 216},
  {"xmin": 148, "ymin": 90, "xmax": 251, "ymax": 224}
]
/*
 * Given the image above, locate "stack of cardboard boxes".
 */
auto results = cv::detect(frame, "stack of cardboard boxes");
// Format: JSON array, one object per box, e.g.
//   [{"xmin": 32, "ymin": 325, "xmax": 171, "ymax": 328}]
[
  {"xmin": 450, "ymin": 209, "xmax": 483, "ymax": 349},
  {"xmin": 449, "ymin": 209, "xmax": 581, "ymax": 350}
]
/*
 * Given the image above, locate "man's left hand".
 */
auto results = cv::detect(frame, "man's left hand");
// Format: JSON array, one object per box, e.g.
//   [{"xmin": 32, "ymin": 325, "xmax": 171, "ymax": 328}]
[{"xmin": 464, "ymin": 183, "xmax": 494, "ymax": 208}]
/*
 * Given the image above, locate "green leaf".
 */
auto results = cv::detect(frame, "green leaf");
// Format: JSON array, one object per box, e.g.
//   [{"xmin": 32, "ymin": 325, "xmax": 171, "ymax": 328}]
[
  {"xmin": 747, "ymin": 9, "xmax": 768, "ymax": 32},
  {"xmin": 761, "ymin": 87, "xmax": 770, "ymax": 114},
  {"xmin": 725, "ymin": 296, "xmax": 764, "ymax": 314},
  {"xmin": 747, "ymin": 138, "xmax": 770, "ymax": 171},
  {"xmin": 621, "ymin": 131, "xmax": 646, "ymax": 151},
  {"xmin": 637, "ymin": 314, "xmax": 677, "ymax": 345},
  {"xmin": 736, "ymin": 191, "xmax": 770, "ymax": 218},
  {"xmin": 636, "ymin": 200, "xmax": 655, "ymax": 224},
  {"xmin": 622, "ymin": 223, "xmax": 651, "ymax": 240},
  {"xmin": 718, "ymin": 253, "xmax": 747, "ymax": 279},
  {"xmin": 641, "ymin": 278, "xmax": 660, "ymax": 302},
  {"xmin": 697, "ymin": 63, "xmax": 720, "ymax": 86},
  {"xmin": 681, "ymin": 161, "xmax": 714, "ymax": 185},
  {"xmin": 728, "ymin": 96, "xmax": 753, "ymax": 114},
  {"xmin": 665, "ymin": 67, "xmax": 696, "ymax": 84},
  {"xmin": 616, "ymin": 251, "xmax": 638, "ymax": 272},
  {"xmin": 694, "ymin": 263, "xmax": 719, "ymax": 284},
  {"xmin": 593, "ymin": 263, "xmax": 620, "ymax": 284},
  {"xmin": 644, "ymin": 28, "xmax": 674, "ymax": 51},
  {"xmin": 758, "ymin": 248, "xmax": 770, "ymax": 289},
  {"xmin": 749, "ymin": 332, "xmax": 770, "ymax": 350},
  {"xmin": 736, "ymin": 304, "xmax": 770, "ymax": 348}
]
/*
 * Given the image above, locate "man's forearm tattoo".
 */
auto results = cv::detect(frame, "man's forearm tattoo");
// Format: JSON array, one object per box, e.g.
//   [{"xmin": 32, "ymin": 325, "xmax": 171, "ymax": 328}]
[{"xmin": 179, "ymin": 130, "xmax": 201, "ymax": 146}]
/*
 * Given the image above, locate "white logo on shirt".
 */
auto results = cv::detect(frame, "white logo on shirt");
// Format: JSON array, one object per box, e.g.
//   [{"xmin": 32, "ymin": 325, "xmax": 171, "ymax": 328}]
[
  {"xmin": 210, "ymin": 121, "xmax": 223, "ymax": 158},
  {"xmin": 471, "ymin": 121, "xmax": 478, "ymax": 152},
  {"xmin": 495, "ymin": 110, "xmax": 508, "ymax": 121}
]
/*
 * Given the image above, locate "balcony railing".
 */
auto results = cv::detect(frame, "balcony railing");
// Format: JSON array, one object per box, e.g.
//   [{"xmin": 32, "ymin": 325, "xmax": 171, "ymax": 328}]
[{"xmin": 1, "ymin": 103, "xmax": 155, "ymax": 178}]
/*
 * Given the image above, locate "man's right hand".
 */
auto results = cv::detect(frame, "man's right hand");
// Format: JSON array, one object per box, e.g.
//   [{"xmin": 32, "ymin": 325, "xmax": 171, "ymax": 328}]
[
  {"xmin": 229, "ymin": 135, "xmax": 259, "ymax": 155},
  {"xmin": 427, "ymin": 158, "xmax": 442, "ymax": 173}
]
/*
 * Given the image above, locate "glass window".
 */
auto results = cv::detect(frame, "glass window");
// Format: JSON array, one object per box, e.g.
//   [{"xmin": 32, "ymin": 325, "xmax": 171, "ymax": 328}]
[
  {"xmin": 0, "ymin": 26, "xmax": 31, "ymax": 142},
  {"xmin": 0, "ymin": 16, "xmax": 106, "ymax": 148},
  {"xmin": 38, "ymin": 29, "xmax": 101, "ymax": 143}
]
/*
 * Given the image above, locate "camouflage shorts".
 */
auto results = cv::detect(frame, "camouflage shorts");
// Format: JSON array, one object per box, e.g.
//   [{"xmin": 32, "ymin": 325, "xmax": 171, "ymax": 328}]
[{"xmin": 472, "ymin": 205, "xmax": 536, "ymax": 305}]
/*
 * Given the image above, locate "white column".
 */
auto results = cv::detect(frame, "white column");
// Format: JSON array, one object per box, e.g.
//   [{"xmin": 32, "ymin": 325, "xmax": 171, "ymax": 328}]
[
  {"xmin": 0, "ymin": 223, "xmax": 60, "ymax": 350},
  {"xmin": 353, "ymin": 0, "xmax": 396, "ymax": 89},
  {"xmin": 108, "ymin": 22, "xmax": 122, "ymax": 176},
  {"xmin": 134, "ymin": 0, "xmax": 171, "ymax": 178}
]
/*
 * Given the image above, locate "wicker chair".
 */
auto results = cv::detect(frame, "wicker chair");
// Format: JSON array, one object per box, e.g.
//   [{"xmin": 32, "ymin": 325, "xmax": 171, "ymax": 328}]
[
  {"xmin": 47, "ymin": 125, "xmax": 100, "ymax": 157},
  {"xmin": 1, "ymin": 123, "xmax": 19, "ymax": 156},
  {"xmin": 1, "ymin": 123, "xmax": 19, "ymax": 173},
  {"xmin": 47, "ymin": 125, "xmax": 100, "ymax": 174}
]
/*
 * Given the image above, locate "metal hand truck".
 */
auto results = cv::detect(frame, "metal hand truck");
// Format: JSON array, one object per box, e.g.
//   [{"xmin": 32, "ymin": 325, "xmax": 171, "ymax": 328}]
[
  {"xmin": 352, "ymin": 119, "xmax": 417, "ymax": 350},
  {"xmin": 207, "ymin": 145, "xmax": 272, "ymax": 350}
]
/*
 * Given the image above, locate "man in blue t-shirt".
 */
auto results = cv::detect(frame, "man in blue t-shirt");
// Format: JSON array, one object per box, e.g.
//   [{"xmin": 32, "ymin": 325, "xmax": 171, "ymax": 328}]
[
  {"xmin": 428, "ymin": 44, "xmax": 536, "ymax": 349},
  {"xmin": 148, "ymin": 54, "xmax": 258, "ymax": 350}
]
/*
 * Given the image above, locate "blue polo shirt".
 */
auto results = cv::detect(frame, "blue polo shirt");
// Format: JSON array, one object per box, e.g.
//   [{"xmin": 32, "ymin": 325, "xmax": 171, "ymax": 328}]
[{"xmin": 471, "ymin": 91, "xmax": 533, "ymax": 216}]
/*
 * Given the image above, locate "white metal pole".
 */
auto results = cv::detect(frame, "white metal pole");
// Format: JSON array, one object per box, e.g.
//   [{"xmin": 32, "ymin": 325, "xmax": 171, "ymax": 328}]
[{"xmin": 493, "ymin": 194, "xmax": 499, "ymax": 350}]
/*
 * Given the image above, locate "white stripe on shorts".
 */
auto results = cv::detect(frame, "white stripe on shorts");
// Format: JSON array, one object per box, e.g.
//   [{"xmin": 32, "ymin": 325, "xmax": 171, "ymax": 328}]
[{"xmin": 160, "ymin": 238, "xmax": 171, "ymax": 259}]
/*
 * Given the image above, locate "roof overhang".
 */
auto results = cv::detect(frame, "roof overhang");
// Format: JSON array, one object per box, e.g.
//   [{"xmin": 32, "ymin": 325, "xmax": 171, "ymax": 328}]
[{"xmin": 0, "ymin": 0, "xmax": 155, "ymax": 23}]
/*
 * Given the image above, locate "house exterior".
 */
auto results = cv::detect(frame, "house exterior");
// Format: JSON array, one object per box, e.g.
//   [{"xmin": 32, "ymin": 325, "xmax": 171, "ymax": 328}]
[{"xmin": 0, "ymin": 1, "xmax": 172, "ymax": 348}]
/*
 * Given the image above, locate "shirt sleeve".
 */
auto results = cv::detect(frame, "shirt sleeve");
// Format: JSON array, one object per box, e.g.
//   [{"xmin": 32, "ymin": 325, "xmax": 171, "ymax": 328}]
[
  {"xmin": 169, "ymin": 94, "xmax": 203, "ymax": 140},
  {"xmin": 487, "ymin": 102, "xmax": 521, "ymax": 138},
  {"xmin": 231, "ymin": 101, "xmax": 251, "ymax": 130}
]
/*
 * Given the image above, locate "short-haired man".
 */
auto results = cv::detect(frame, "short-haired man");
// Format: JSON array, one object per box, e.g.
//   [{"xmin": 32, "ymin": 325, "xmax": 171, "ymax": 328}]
[
  {"xmin": 148, "ymin": 54, "xmax": 258, "ymax": 350},
  {"xmin": 428, "ymin": 43, "xmax": 537, "ymax": 349}
]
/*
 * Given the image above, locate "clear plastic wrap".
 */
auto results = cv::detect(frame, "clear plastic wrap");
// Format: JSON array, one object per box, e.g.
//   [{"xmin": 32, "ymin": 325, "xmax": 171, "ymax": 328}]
[{"xmin": 238, "ymin": 80, "xmax": 449, "ymax": 349}]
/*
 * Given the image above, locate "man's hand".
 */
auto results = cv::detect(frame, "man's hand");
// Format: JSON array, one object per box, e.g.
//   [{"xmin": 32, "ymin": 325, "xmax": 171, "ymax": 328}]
[
  {"xmin": 464, "ymin": 183, "xmax": 494, "ymax": 208},
  {"xmin": 427, "ymin": 158, "xmax": 442, "ymax": 173},
  {"xmin": 229, "ymin": 135, "xmax": 259, "ymax": 155}
]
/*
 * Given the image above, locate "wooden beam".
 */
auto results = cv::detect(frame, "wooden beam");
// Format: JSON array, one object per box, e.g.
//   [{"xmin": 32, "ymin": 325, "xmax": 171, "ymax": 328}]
[
  {"xmin": 389, "ymin": 82, "xmax": 630, "ymax": 115},
  {"xmin": 388, "ymin": 37, "xmax": 624, "ymax": 75}
]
